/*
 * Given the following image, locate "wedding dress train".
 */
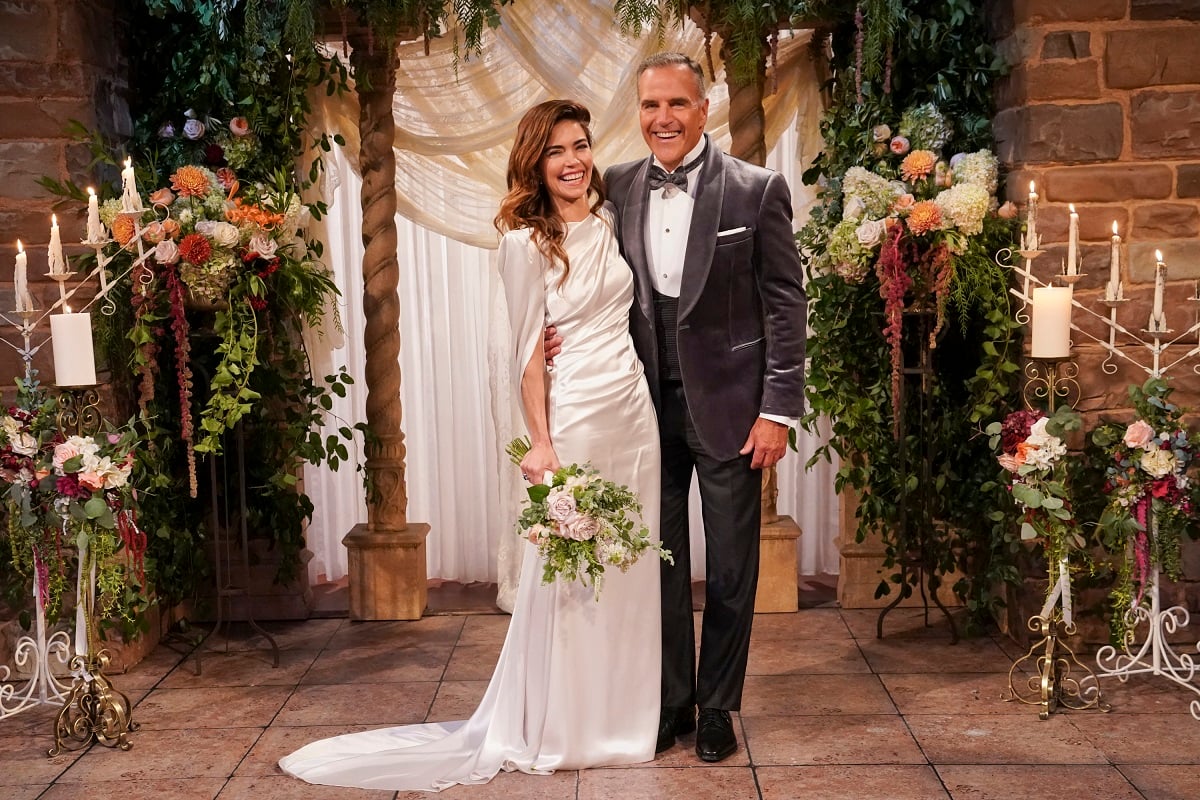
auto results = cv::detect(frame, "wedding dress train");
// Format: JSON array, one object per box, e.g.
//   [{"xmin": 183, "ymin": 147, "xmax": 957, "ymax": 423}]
[{"xmin": 279, "ymin": 212, "xmax": 661, "ymax": 791}]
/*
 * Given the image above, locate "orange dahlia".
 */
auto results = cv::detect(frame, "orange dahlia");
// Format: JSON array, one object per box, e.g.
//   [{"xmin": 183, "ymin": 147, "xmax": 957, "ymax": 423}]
[
  {"xmin": 112, "ymin": 213, "xmax": 136, "ymax": 245},
  {"xmin": 906, "ymin": 200, "xmax": 942, "ymax": 235},
  {"xmin": 178, "ymin": 232, "xmax": 212, "ymax": 264},
  {"xmin": 170, "ymin": 165, "xmax": 213, "ymax": 198},
  {"xmin": 900, "ymin": 149, "xmax": 937, "ymax": 182}
]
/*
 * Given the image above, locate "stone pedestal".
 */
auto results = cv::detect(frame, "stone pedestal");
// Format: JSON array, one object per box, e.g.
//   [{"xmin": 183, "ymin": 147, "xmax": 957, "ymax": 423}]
[
  {"xmin": 342, "ymin": 523, "xmax": 431, "ymax": 620},
  {"xmin": 755, "ymin": 515, "xmax": 802, "ymax": 613},
  {"xmin": 836, "ymin": 488, "xmax": 959, "ymax": 609}
]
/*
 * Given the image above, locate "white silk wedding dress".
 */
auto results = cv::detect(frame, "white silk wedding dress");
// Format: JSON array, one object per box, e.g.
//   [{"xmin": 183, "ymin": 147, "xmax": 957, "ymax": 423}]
[{"xmin": 279, "ymin": 211, "xmax": 662, "ymax": 791}]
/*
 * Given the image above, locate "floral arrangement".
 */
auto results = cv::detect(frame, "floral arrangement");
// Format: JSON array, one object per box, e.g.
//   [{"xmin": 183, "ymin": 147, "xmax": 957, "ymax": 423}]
[
  {"xmin": 96, "ymin": 164, "xmax": 337, "ymax": 496},
  {"xmin": 815, "ymin": 103, "xmax": 1016, "ymax": 433},
  {"xmin": 989, "ymin": 405, "xmax": 1084, "ymax": 566},
  {"xmin": 0, "ymin": 378, "xmax": 144, "ymax": 622},
  {"xmin": 1091, "ymin": 378, "xmax": 1200, "ymax": 639},
  {"xmin": 506, "ymin": 438, "xmax": 671, "ymax": 598}
]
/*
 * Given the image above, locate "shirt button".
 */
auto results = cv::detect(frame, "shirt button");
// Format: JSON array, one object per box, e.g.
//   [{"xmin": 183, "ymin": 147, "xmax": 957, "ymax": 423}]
[
  {"xmin": 662, "ymin": 273, "xmax": 668, "ymax": 279},
  {"xmin": 665, "ymin": 228, "xmax": 670, "ymax": 233}
]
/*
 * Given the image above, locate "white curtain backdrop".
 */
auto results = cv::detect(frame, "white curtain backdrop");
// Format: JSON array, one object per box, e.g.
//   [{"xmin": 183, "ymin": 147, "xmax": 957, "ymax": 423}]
[{"xmin": 301, "ymin": 1, "xmax": 841, "ymax": 595}]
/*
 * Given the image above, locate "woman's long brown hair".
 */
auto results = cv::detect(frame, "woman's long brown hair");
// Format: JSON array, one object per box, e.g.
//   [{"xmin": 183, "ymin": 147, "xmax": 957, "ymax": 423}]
[{"xmin": 494, "ymin": 100, "xmax": 605, "ymax": 284}]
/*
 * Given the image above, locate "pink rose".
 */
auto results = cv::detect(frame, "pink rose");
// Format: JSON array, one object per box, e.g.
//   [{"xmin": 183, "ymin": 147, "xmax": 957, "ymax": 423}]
[
  {"xmin": 229, "ymin": 117, "xmax": 251, "ymax": 136},
  {"xmin": 1123, "ymin": 419, "xmax": 1155, "ymax": 450},
  {"xmin": 545, "ymin": 487, "xmax": 577, "ymax": 522},
  {"xmin": 996, "ymin": 201, "xmax": 1018, "ymax": 219},
  {"xmin": 889, "ymin": 136, "xmax": 911, "ymax": 155},
  {"xmin": 149, "ymin": 187, "xmax": 175, "ymax": 207},
  {"xmin": 564, "ymin": 514, "xmax": 601, "ymax": 541},
  {"xmin": 893, "ymin": 193, "xmax": 916, "ymax": 213},
  {"xmin": 53, "ymin": 441, "xmax": 80, "ymax": 471},
  {"xmin": 154, "ymin": 239, "xmax": 180, "ymax": 265}
]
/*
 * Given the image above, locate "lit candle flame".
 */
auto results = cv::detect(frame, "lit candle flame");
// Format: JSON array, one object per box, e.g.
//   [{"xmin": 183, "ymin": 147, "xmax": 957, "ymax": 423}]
[
  {"xmin": 1029, "ymin": 180, "xmax": 1036, "ymax": 193},
  {"xmin": 124, "ymin": 157, "xmax": 132, "ymax": 169},
  {"xmin": 1069, "ymin": 203, "xmax": 1076, "ymax": 213},
  {"xmin": 1156, "ymin": 250, "xmax": 1164, "ymax": 262},
  {"xmin": 87, "ymin": 186, "xmax": 95, "ymax": 197},
  {"xmin": 16, "ymin": 239, "xmax": 23, "ymax": 253},
  {"xmin": 51, "ymin": 213, "xmax": 57, "ymax": 226},
  {"xmin": 1112, "ymin": 221, "xmax": 1118, "ymax": 235}
]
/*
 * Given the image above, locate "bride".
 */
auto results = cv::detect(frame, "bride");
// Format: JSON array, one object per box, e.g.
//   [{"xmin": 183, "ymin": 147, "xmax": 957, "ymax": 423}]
[{"xmin": 279, "ymin": 99, "xmax": 662, "ymax": 791}]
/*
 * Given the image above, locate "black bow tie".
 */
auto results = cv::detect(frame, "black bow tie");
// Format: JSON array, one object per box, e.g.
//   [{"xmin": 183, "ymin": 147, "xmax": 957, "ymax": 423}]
[{"xmin": 647, "ymin": 145, "xmax": 706, "ymax": 194}]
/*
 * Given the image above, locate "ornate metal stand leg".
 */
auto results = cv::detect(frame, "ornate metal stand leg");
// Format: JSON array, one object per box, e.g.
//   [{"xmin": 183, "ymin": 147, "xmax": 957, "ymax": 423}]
[
  {"xmin": 0, "ymin": 569, "xmax": 72, "ymax": 720},
  {"xmin": 1095, "ymin": 565, "xmax": 1200, "ymax": 720},
  {"xmin": 1003, "ymin": 614, "xmax": 1109, "ymax": 719}
]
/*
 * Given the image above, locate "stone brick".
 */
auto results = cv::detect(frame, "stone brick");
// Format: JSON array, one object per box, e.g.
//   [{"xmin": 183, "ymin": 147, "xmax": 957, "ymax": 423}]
[
  {"xmin": 1179, "ymin": 164, "xmax": 1200, "ymax": 198},
  {"xmin": 58, "ymin": 0, "xmax": 120, "ymax": 71},
  {"xmin": 994, "ymin": 103, "xmax": 1123, "ymax": 164},
  {"xmin": 0, "ymin": 207, "xmax": 58, "ymax": 241},
  {"xmin": 1128, "ymin": 240, "xmax": 1200, "ymax": 281},
  {"xmin": 1012, "ymin": 0, "xmax": 1127, "ymax": 23},
  {"xmin": 0, "ymin": 98, "xmax": 97, "ymax": 139},
  {"xmin": 0, "ymin": 142, "xmax": 63, "ymax": 199},
  {"xmin": 1131, "ymin": 90, "xmax": 1200, "ymax": 158},
  {"xmin": 1042, "ymin": 31, "xmax": 1091, "ymax": 59},
  {"xmin": 1030, "ymin": 205, "xmax": 1130, "ymax": 247},
  {"xmin": 1132, "ymin": 0, "xmax": 1200, "ymax": 21},
  {"xmin": 1043, "ymin": 164, "xmax": 1174, "ymax": 202},
  {"xmin": 0, "ymin": 63, "xmax": 87, "ymax": 98},
  {"xmin": 1106, "ymin": 29, "xmax": 1200, "ymax": 89},
  {"xmin": 1132, "ymin": 203, "xmax": 1200, "ymax": 240},
  {"xmin": 0, "ymin": 0, "xmax": 54, "ymax": 62},
  {"xmin": 998, "ymin": 61, "xmax": 1101, "ymax": 106}
]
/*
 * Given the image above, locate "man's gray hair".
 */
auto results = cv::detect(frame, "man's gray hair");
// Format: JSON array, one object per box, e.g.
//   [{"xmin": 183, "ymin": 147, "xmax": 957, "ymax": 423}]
[{"xmin": 636, "ymin": 52, "xmax": 707, "ymax": 98}]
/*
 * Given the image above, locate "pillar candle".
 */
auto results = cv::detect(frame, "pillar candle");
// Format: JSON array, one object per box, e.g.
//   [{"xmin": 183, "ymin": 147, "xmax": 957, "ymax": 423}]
[
  {"xmin": 120, "ymin": 158, "xmax": 143, "ymax": 214},
  {"xmin": 1107, "ymin": 221, "xmax": 1122, "ymax": 301},
  {"xmin": 1066, "ymin": 203, "xmax": 1079, "ymax": 276},
  {"xmin": 1030, "ymin": 286, "xmax": 1073, "ymax": 359},
  {"xmin": 50, "ymin": 311, "xmax": 97, "ymax": 387},
  {"xmin": 47, "ymin": 214, "xmax": 67, "ymax": 276},
  {"xmin": 1151, "ymin": 250, "xmax": 1167, "ymax": 331},
  {"xmin": 14, "ymin": 240, "xmax": 33, "ymax": 312},
  {"xmin": 86, "ymin": 187, "xmax": 106, "ymax": 242},
  {"xmin": 1025, "ymin": 181, "xmax": 1039, "ymax": 250}
]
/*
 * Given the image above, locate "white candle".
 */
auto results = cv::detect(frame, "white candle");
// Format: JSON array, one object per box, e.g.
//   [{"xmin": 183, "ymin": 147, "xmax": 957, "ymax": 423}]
[
  {"xmin": 1066, "ymin": 203, "xmax": 1079, "ymax": 276},
  {"xmin": 1150, "ymin": 250, "xmax": 1167, "ymax": 331},
  {"xmin": 85, "ymin": 186, "xmax": 106, "ymax": 242},
  {"xmin": 47, "ymin": 214, "xmax": 67, "ymax": 276},
  {"xmin": 50, "ymin": 311, "xmax": 97, "ymax": 387},
  {"xmin": 1030, "ymin": 286, "xmax": 1073, "ymax": 359},
  {"xmin": 120, "ymin": 158, "xmax": 143, "ymax": 214},
  {"xmin": 14, "ymin": 240, "xmax": 33, "ymax": 312},
  {"xmin": 1025, "ymin": 181, "xmax": 1039, "ymax": 250},
  {"xmin": 1107, "ymin": 221, "xmax": 1122, "ymax": 301}
]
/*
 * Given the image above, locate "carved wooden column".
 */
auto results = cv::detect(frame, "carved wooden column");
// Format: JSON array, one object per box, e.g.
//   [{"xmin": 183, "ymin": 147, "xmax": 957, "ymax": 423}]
[{"xmin": 341, "ymin": 31, "xmax": 430, "ymax": 620}]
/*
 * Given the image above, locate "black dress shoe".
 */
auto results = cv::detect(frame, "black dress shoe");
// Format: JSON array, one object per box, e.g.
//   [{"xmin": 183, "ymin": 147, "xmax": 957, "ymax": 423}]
[
  {"xmin": 655, "ymin": 705, "xmax": 696, "ymax": 753},
  {"xmin": 695, "ymin": 708, "xmax": 737, "ymax": 762}
]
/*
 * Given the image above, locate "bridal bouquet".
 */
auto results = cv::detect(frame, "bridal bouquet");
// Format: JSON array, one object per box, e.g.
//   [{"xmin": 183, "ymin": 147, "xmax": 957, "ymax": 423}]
[
  {"xmin": 1091, "ymin": 379, "xmax": 1200, "ymax": 637},
  {"xmin": 506, "ymin": 438, "xmax": 672, "ymax": 598}
]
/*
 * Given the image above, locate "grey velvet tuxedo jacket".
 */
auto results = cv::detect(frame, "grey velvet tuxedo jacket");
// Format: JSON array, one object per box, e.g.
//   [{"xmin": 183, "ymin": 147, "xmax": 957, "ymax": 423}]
[{"xmin": 603, "ymin": 140, "xmax": 807, "ymax": 462}]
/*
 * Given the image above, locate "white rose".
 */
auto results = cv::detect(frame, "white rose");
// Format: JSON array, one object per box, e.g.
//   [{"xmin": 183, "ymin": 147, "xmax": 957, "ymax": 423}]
[
  {"xmin": 1, "ymin": 415, "xmax": 20, "ymax": 438},
  {"xmin": 248, "ymin": 232, "xmax": 278, "ymax": 259},
  {"xmin": 210, "ymin": 222, "xmax": 240, "ymax": 247},
  {"xmin": 11, "ymin": 432, "xmax": 38, "ymax": 456},
  {"xmin": 842, "ymin": 197, "xmax": 867, "ymax": 221},
  {"xmin": 855, "ymin": 218, "xmax": 888, "ymax": 248},
  {"xmin": 1141, "ymin": 448, "xmax": 1177, "ymax": 478},
  {"xmin": 154, "ymin": 239, "xmax": 180, "ymax": 265},
  {"xmin": 564, "ymin": 514, "xmax": 601, "ymax": 541}
]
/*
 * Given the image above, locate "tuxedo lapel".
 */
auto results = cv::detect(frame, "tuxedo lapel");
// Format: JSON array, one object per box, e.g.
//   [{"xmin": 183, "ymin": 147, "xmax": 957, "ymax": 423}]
[
  {"xmin": 678, "ymin": 143, "xmax": 724, "ymax": 321},
  {"xmin": 620, "ymin": 159, "xmax": 655, "ymax": 321}
]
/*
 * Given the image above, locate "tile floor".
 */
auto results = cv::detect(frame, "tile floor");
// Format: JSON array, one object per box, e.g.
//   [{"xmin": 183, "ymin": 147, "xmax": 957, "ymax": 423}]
[{"xmin": 3, "ymin": 581, "xmax": 1200, "ymax": 799}]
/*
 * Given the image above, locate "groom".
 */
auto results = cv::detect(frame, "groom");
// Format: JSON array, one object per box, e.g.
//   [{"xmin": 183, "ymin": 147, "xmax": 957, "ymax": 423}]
[{"xmin": 605, "ymin": 53, "xmax": 807, "ymax": 762}]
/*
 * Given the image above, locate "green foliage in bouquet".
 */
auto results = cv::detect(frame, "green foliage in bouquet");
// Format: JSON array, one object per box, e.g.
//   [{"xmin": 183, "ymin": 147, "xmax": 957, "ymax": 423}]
[{"xmin": 798, "ymin": 0, "xmax": 1023, "ymax": 629}]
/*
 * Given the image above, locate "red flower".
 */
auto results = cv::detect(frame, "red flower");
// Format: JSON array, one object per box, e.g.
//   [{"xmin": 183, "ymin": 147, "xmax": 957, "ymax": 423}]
[
  {"xmin": 178, "ymin": 233, "xmax": 212, "ymax": 265},
  {"xmin": 249, "ymin": 296, "xmax": 268, "ymax": 311},
  {"xmin": 215, "ymin": 167, "xmax": 237, "ymax": 192},
  {"xmin": 1151, "ymin": 478, "xmax": 1173, "ymax": 498}
]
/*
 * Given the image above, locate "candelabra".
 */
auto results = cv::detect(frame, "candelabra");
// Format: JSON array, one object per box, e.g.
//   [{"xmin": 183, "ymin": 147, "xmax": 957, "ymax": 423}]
[
  {"xmin": 1004, "ymin": 234, "xmax": 1200, "ymax": 721},
  {"xmin": 1001, "ymin": 246, "xmax": 1107, "ymax": 718}
]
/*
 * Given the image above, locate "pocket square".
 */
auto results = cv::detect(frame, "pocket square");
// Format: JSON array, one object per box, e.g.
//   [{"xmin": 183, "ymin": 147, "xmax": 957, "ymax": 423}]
[{"xmin": 717, "ymin": 226, "xmax": 749, "ymax": 237}]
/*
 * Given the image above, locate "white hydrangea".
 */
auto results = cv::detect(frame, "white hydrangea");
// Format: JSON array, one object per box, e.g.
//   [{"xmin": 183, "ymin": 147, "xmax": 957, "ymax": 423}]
[
  {"xmin": 842, "ymin": 167, "xmax": 900, "ymax": 219},
  {"xmin": 935, "ymin": 183, "xmax": 991, "ymax": 237},
  {"xmin": 950, "ymin": 150, "xmax": 999, "ymax": 193}
]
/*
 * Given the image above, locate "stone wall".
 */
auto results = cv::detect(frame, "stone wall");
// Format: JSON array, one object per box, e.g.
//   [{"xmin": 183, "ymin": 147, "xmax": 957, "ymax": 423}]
[
  {"xmin": 0, "ymin": 0, "xmax": 128, "ymax": 387},
  {"xmin": 989, "ymin": 0, "xmax": 1200, "ymax": 641}
]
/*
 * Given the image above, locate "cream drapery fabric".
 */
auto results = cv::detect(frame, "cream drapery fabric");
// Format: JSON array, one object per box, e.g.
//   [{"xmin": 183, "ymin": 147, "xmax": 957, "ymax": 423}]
[{"xmin": 301, "ymin": 1, "xmax": 841, "ymax": 596}]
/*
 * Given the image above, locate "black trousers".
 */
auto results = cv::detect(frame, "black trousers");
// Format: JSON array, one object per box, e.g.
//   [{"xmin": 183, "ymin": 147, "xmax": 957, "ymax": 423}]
[{"xmin": 658, "ymin": 380, "xmax": 761, "ymax": 712}]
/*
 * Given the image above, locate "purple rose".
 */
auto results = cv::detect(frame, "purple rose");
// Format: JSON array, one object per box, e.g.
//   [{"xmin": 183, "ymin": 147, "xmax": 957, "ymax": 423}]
[
  {"xmin": 564, "ymin": 514, "xmax": 601, "ymax": 541},
  {"xmin": 158, "ymin": 122, "xmax": 176, "ymax": 139},
  {"xmin": 183, "ymin": 119, "xmax": 206, "ymax": 140}
]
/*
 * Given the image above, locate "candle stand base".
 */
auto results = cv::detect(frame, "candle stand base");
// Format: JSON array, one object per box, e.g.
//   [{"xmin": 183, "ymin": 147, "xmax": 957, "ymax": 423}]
[
  {"xmin": 1003, "ymin": 614, "xmax": 1109, "ymax": 720},
  {"xmin": 0, "ymin": 573, "xmax": 72, "ymax": 721},
  {"xmin": 48, "ymin": 650, "xmax": 138, "ymax": 755}
]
